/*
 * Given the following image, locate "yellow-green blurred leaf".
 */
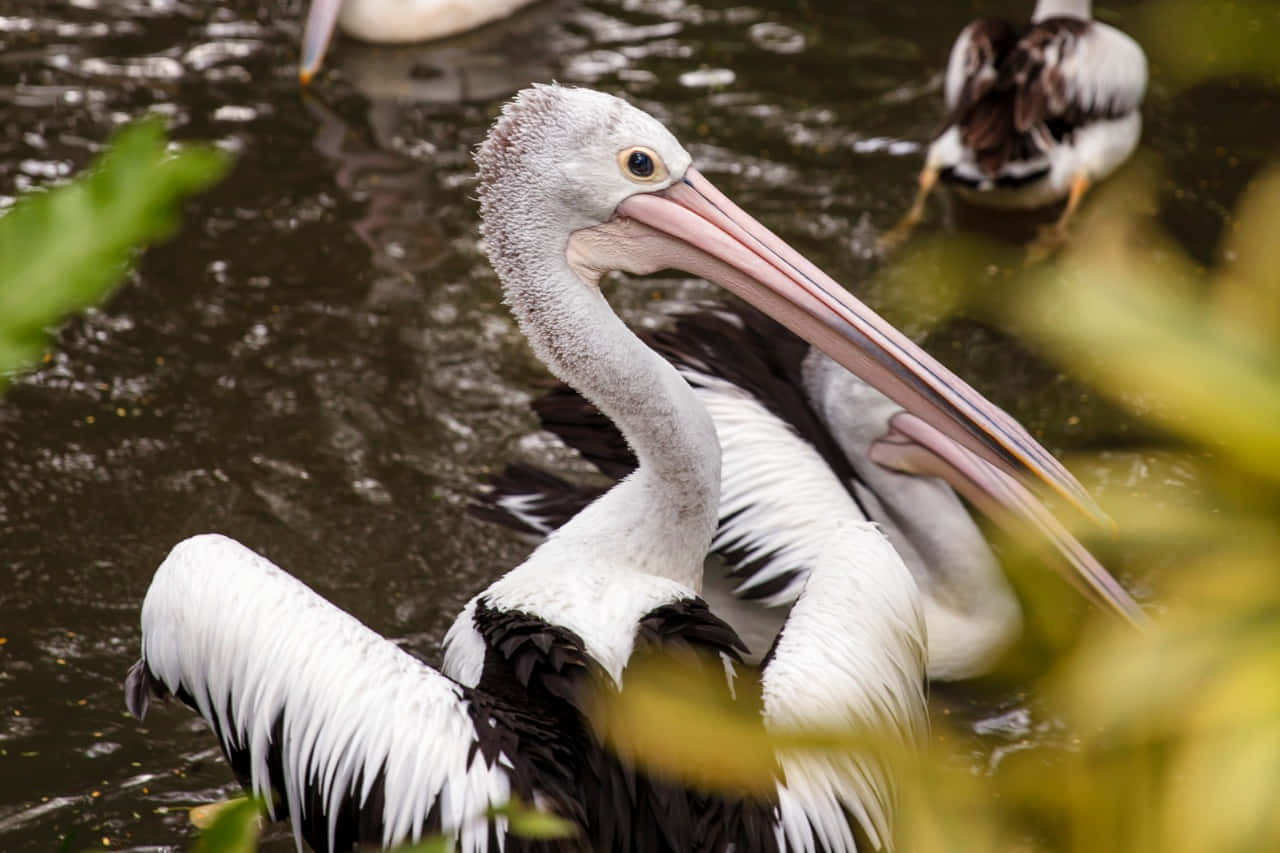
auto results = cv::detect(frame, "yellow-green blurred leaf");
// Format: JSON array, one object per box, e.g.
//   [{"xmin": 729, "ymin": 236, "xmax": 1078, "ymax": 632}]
[
  {"xmin": 486, "ymin": 798, "xmax": 577, "ymax": 840},
  {"xmin": 1213, "ymin": 167, "xmax": 1280, "ymax": 342},
  {"xmin": 1141, "ymin": 0, "xmax": 1280, "ymax": 86},
  {"xmin": 189, "ymin": 796, "xmax": 260, "ymax": 853},
  {"xmin": 593, "ymin": 657, "xmax": 780, "ymax": 795},
  {"xmin": 189, "ymin": 798, "xmax": 244, "ymax": 831},
  {"xmin": 592, "ymin": 657, "xmax": 910, "ymax": 797},
  {"xmin": 1016, "ymin": 264, "xmax": 1280, "ymax": 483},
  {"xmin": 0, "ymin": 119, "xmax": 228, "ymax": 393}
]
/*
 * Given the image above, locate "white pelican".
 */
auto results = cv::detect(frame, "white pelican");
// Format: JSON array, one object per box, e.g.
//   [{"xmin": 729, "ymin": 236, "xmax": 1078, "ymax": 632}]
[
  {"xmin": 884, "ymin": 0, "xmax": 1147, "ymax": 247},
  {"xmin": 127, "ymin": 525, "xmax": 923, "ymax": 851},
  {"xmin": 125, "ymin": 83, "xmax": 1106, "ymax": 849},
  {"xmin": 474, "ymin": 303, "xmax": 1147, "ymax": 680},
  {"xmin": 299, "ymin": 0, "xmax": 541, "ymax": 84}
]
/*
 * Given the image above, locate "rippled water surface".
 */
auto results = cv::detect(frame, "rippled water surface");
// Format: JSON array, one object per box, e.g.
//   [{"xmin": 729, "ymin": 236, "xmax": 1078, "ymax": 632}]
[{"xmin": 1, "ymin": 0, "xmax": 1276, "ymax": 848}]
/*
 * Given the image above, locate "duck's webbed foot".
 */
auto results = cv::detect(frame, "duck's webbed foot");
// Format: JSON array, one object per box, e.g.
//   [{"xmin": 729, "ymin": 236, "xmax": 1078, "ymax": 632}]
[
  {"xmin": 879, "ymin": 167, "xmax": 939, "ymax": 255},
  {"xmin": 1026, "ymin": 173, "xmax": 1091, "ymax": 264}
]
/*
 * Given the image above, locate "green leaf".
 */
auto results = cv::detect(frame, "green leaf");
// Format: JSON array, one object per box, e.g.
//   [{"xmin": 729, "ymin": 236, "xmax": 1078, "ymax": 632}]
[
  {"xmin": 1016, "ymin": 235, "xmax": 1280, "ymax": 486},
  {"xmin": 0, "ymin": 118, "xmax": 229, "ymax": 393},
  {"xmin": 1141, "ymin": 0, "xmax": 1280, "ymax": 86},
  {"xmin": 486, "ymin": 798, "xmax": 578, "ymax": 840},
  {"xmin": 189, "ymin": 797, "xmax": 261, "ymax": 853},
  {"xmin": 390, "ymin": 838, "xmax": 456, "ymax": 853}
]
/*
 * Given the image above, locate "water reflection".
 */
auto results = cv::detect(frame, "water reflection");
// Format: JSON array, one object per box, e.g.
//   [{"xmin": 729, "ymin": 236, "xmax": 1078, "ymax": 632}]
[
  {"xmin": 329, "ymin": 0, "xmax": 568, "ymax": 108},
  {"xmin": 0, "ymin": 0, "xmax": 1275, "ymax": 849}
]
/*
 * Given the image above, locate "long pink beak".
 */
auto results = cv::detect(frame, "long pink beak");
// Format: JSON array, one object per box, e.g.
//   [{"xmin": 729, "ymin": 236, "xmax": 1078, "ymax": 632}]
[
  {"xmin": 616, "ymin": 169, "xmax": 1109, "ymax": 527},
  {"xmin": 299, "ymin": 0, "xmax": 342, "ymax": 85},
  {"xmin": 871, "ymin": 412, "xmax": 1147, "ymax": 627}
]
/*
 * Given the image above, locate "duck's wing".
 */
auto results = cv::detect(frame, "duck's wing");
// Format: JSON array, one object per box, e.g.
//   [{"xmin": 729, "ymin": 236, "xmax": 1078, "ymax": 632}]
[
  {"xmin": 943, "ymin": 16, "xmax": 1023, "ymax": 115},
  {"xmin": 1006, "ymin": 17, "xmax": 1148, "ymax": 137}
]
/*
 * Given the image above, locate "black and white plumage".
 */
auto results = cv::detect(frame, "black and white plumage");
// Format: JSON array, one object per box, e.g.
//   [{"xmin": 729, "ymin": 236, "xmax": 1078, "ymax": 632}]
[
  {"xmin": 885, "ymin": 0, "xmax": 1147, "ymax": 246},
  {"xmin": 127, "ymin": 522, "xmax": 924, "ymax": 852},
  {"xmin": 125, "ymin": 83, "xmax": 1114, "ymax": 849},
  {"xmin": 473, "ymin": 302, "xmax": 1146, "ymax": 680},
  {"xmin": 125, "ymin": 534, "xmax": 586, "ymax": 853}
]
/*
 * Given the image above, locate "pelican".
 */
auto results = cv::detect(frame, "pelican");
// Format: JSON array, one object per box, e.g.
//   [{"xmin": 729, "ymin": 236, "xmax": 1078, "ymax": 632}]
[
  {"xmin": 126, "ymin": 83, "xmax": 1104, "ymax": 848},
  {"xmin": 128, "ymin": 526, "xmax": 922, "ymax": 851},
  {"xmin": 883, "ymin": 0, "xmax": 1147, "ymax": 248},
  {"xmin": 299, "ymin": 0, "xmax": 542, "ymax": 84},
  {"xmin": 474, "ymin": 303, "xmax": 1147, "ymax": 680}
]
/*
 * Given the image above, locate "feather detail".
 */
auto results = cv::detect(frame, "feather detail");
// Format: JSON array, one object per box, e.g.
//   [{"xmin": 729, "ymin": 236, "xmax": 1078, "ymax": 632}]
[
  {"xmin": 473, "ymin": 304, "xmax": 872, "ymax": 608},
  {"xmin": 764, "ymin": 523, "xmax": 927, "ymax": 853},
  {"xmin": 129, "ymin": 534, "xmax": 582, "ymax": 853}
]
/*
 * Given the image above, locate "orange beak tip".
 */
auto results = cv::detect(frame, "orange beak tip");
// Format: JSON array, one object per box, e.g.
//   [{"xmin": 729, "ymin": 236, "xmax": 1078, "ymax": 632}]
[{"xmin": 298, "ymin": 68, "xmax": 315, "ymax": 86}]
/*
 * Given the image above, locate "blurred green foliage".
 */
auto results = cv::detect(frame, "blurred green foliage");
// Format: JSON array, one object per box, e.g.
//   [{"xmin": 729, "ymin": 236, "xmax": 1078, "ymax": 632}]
[
  {"xmin": 0, "ymin": 119, "xmax": 228, "ymax": 394},
  {"xmin": 184, "ymin": 795, "xmax": 575, "ymax": 852},
  {"xmin": 1140, "ymin": 0, "xmax": 1280, "ymax": 85},
  {"xmin": 487, "ymin": 798, "xmax": 579, "ymax": 841},
  {"xmin": 190, "ymin": 797, "xmax": 261, "ymax": 853},
  {"xmin": 597, "ymin": 154, "xmax": 1280, "ymax": 852}
]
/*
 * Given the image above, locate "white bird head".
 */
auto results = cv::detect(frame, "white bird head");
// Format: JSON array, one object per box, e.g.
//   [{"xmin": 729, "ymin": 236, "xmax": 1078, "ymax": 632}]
[{"xmin": 477, "ymin": 85, "xmax": 691, "ymax": 233}]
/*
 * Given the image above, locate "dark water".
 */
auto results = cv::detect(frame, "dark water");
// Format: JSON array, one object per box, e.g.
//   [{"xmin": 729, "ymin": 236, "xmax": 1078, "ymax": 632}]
[{"xmin": 0, "ymin": 0, "xmax": 1275, "ymax": 848}]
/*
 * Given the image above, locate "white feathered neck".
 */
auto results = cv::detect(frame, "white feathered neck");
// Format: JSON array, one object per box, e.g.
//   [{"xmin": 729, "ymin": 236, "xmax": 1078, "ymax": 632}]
[{"xmin": 475, "ymin": 85, "xmax": 719, "ymax": 592}]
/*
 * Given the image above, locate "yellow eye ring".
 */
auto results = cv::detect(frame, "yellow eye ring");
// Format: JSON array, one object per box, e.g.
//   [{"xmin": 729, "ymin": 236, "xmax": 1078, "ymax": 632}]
[{"xmin": 617, "ymin": 146, "xmax": 667, "ymax": 183}]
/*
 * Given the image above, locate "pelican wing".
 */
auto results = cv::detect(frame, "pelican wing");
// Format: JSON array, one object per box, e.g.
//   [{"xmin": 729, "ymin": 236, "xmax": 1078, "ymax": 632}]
[
  {"xmin": 475, "ymin": 305, "xmax": 872, "ymax": 606},
  {"xmin": 126, "ymin": 534, "xmax": 580, "ymax": 853},
  {"xmin": 471, "ymin": 462, "xmax": 605, "ymax": 537},
  {"xmin": 444, "ymin": 568, "xmax": 756, "ymax": 853},
  {"xmin": 762, "ymin": 523, "xmax": 928, "ymax": 853}
]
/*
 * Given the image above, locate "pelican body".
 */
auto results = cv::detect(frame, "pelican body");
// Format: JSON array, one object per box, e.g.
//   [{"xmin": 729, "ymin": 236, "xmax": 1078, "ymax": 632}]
[
  {"xmin": 886, "ymin": 0, "xmax": 1147, "ymax": 246},
  {"xmin": 126, "ymin": 84, "xmax": 1110, "ymax": 850},
  {"xmin": 475, "ymin": 303, "xmax": 1146, "ymax": 680},
  {"xmin": 299, "ymin": 0, "xmax": 540, "ymax": 83}
]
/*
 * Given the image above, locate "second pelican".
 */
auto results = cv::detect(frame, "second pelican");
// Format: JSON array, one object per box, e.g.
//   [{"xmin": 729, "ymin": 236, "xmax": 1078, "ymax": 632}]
[{"xmin": 299, "ymin": 0, "xmax": 542, "ymax": 83}]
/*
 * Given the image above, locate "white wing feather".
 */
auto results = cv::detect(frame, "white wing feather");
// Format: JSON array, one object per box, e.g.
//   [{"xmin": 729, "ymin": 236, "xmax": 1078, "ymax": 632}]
[
  {"xmin": 137, "ymin": 534, "xmax": 516, "ymax": 853},
  {"xmin": 679, "ymin": 367, "xmax": 869, "ymax": 607},
  {"xmin": 764, "ymin": 523, "xmax": 927, "ymax": 852},
  {"xmin": 1056, "ymin": 22, "xmax": 1147, "ymax": 121}
]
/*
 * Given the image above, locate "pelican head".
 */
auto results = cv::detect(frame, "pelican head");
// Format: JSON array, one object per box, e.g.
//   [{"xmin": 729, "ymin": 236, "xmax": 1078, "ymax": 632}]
[
  {"xmin": 477, "ymin": 86, "xmax": 691, "ymax": 240},
  {"xmin": 476, "ymin": 84, "xmax": 1108, "ymax": 523}
]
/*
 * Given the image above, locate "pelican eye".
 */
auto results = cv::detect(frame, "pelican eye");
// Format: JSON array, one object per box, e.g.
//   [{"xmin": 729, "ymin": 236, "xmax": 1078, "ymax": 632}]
[
  {"xmin": 628, "ymin": 151, "xmax": 653, "ymax": 177},
  {"xmin": 617, "ymin": 146, "xmax": 667, "ymax": 184}
]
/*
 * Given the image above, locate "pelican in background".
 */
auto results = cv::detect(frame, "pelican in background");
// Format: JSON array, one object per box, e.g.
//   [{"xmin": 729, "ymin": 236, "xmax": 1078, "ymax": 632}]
[
  {"xmin": 883, "ymin": 0, "xmax": 1147, "ymax": 249},
  {"xmin": 299, "ymin": 0, "xmax": 542, "ymax": 84},
  {"xmin": 475, "ymin": 302, "xmax": 1147, "ymax": 680},
  {"xmin": 126, "ymin": 83, "xmax": 1107, "ymax": 848}
]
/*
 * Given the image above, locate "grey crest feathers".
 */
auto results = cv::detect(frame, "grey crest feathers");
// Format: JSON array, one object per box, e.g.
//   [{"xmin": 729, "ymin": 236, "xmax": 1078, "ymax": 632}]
[{"xmin": 475, "ymin": 84, "xmax": 690, "ymax": 256}]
